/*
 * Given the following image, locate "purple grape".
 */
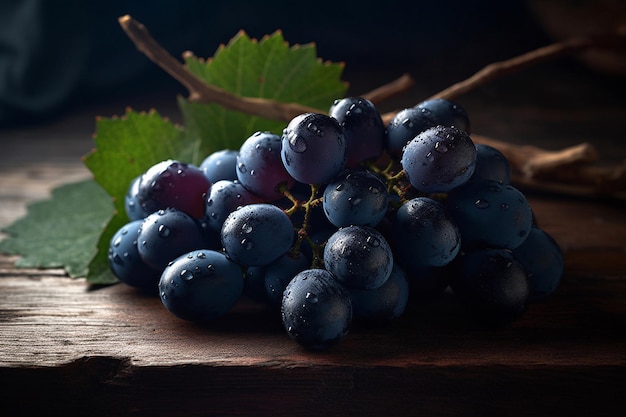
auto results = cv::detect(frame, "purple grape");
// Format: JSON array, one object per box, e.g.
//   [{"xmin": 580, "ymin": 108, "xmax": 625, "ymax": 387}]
[
  {"xmin": 470, "ymin": 144, "xmax": 512, "ymax": 184},
  {"xmin": 329, "ymin": 97, "xmax": 385, "ymax": 167},
  {"xmin": 237, "ymin": 131, "xmax": 295, "ymax": 201},
  {"xmin": 281, "ymin": 113, "xmax": 347, "ymax": 185},
  {"xmin": 385, "ymin": 107, "xmax": 437, "ymax": 156},
  {"xmin": 204, "ymin": 180, "xmax": 259, "ymax": 233},
  {"xmin": 137, "ymin": 160, "xmax": 211, "ymax": 219},
  {"xmin": 401, "ymin": 125, "xmax": 477, "ymax": 194}
]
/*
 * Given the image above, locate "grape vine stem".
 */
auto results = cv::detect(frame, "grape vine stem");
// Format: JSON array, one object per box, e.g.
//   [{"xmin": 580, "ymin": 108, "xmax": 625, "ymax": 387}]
[{"xmin": 119, "ymin": 14, "xmax": 626, "ymax": 199}]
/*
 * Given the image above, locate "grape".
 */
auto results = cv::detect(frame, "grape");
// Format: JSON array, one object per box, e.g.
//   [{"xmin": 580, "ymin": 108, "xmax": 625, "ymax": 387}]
[
  {"xmin": 349, "ymin": 263, "xmax": 409, "ymax": 323},
  {"xmin": 400, "ymin": 125, "xmax": 477, "ymax": 193},
  {"xmin": 446, "ymin": 179, "xmax": 533, "ymax": 250},
  {"xmin": 159, "ymin": 249, "xmax": 244, "ymax": 321},
  {"xmin": 221, "ymin": 203, "xmax": 295, "ymax": 267},
  {"xmin": 137, "ymin": 159, "xmax": 211, "ymax": 219},
  {"xmin": 385, "ymin": 107, "xmax": 437, "ymax": 156},
  {"xmin": 323, "ymin": 225, "xmax": 393, "ymax": 290},
  {"xmin": 137, "ymin": 208, "xmax": 209, "ymax": 271},
  {"xmin": 281, "ymin": 113, "xmax": 347, "ymax": 184},
  {"xmin": 204, "ymin": 180, "xmax": 259, "ymax": 233},
  {"xmin": 329, "ymin": 97, "xmax": 385, "ymax": 167},
  {"xmin": 512, "ymin": 227, "xmax": 563, "ymax": 301},
  {"xmin": 281, "ymin": 268, "xmax": 352, "ymax": 351},
  {"xmin": 124, "ymin": 176, "xmax": 150, "ymax": 221},
  {"xmin": 263, "ymin": 252, "xmax": 310, "ymax": 308},
  {"xmin": 450, "ymin": 248, "xmax": 530, "ymax": 326},
  {"xmin": 108, "ymin": 219, "xmax": 160, "ymax": 291},
  {"xmin": 200, "ymin": 149, "xmax": 239, "ymax": 183},
  {"xmin": 392, "ymin": 197, "xmax": 461, "ymax": 269},
  {"xmin": 416, "ymin": 98, "xmax": 470, "ymax": 132},
  {"xmin": 237, "ymin": 131, "xmax": 295, "ymax": 201},
  {"xmin": 322, "ymin": 169, "xmax": 389, "ymax": 228},
  {"xmin": 470, "ymin": 144, "xmax": 512, "ymax": 184}
]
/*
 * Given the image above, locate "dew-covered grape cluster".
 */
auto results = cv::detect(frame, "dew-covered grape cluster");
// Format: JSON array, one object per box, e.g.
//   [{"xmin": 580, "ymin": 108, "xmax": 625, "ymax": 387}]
[{"xmin": 109, "ymin": 97, "xmax": 564, "ymax": 351}]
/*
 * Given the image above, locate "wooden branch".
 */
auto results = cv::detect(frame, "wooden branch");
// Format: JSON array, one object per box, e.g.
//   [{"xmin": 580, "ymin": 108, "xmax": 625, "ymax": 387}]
[
  {"xmin": 361, "ymin": 73, "xmax": 415, "ymax": 104},
  {"xmin": 119, "ymin": 15, "xmax": 320, "ymax": 122}
]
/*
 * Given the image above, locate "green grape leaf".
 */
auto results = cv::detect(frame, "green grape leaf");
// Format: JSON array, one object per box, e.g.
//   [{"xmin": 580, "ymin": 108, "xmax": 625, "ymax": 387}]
[
  {"xmin": 179, "ymin": 30, "xmax": 347, "ymax": 154},
  {"xmin": 0, "ymin": 180, "xmax": 113, "ymax": 278}
]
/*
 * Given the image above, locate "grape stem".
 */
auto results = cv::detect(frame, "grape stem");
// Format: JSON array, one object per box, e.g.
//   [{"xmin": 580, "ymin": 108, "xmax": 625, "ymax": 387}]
[{"xmin": 119, "ymin": 14, "xmax": 626, "ymax": 199}]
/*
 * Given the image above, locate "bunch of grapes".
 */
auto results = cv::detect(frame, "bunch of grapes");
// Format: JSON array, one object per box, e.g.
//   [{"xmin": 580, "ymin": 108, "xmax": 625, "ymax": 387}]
[{"xmin": 108, "ymin": 97, "xmax": 564, "ymax": 351}]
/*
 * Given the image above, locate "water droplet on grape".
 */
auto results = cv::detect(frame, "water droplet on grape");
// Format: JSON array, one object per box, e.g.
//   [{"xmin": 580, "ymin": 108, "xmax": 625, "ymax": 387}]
[
  {"xmin": 207, "ymin": 264, "xmax": 215, "ymax": 273},
  {"xmin": 426, "ymin": 152, "xmax": 435, "ymax": 162},
  {"xmin": 238, "ymin": 163, "xmax": 247, "ymax": 173},
  {"xmin": 197, "ymin": 252, "xmax": 206, "ymax": 259},
  {"xmin": 289, "ymin": 136, "xmax": 307, "ymax": 153},
  {"xmin": 242, "ymin": 222, "xmax": 253, "ymax": 233},
  {"xmin": 348, "ymin": 197, "xmax": 362, "ymax": 206},
  {"xmin": 207, "ymin": 198, "xmax": 213, "ymax": 207},
  {"xmin": 500, "ymin": 203, "xmax": 510, "ymax": 210},
  {"xmin": 180, "ymin": 269, "xmax": 194, "ymax": 281},
  {"xmin": 307, "ymin": 122, "xmax": 324, "ymax": 137},
  {"xmin": 241, "ymin": 238, "xmax": 254, "ymax": 250},
  {"xmin": 335, "ymin": 183, "xmax": 345, "ymax": 191},
  {"xmin": 434, "ymin": 141, "xmax": 448, "ymax": 153},
  {"xmin": 158, "ymin": 225, "xmax": 171, "ymax": 237},
  {"xmin": 112, "ymin": 254, "xmax": 123, "ymax": 265},
  {"xmin": 366, "ymin": 235, "xmax": 381, "ymax": 247},
  {"xmin": 113, "ymin": 236, "xmax": 122, "ymax": 247},
  {"xmin": 475, "ymin": 199, "xmax": 490, "ymax": 209},
  {"xmin": 306, "ymin": 292, "xmax": 319, "ymax": 303}
]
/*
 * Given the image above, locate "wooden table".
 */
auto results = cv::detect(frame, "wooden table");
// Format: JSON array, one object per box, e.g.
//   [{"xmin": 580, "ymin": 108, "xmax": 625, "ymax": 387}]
[{"xmin": 1, "ymin": 60, "xmax": 625, "ymax": 416}]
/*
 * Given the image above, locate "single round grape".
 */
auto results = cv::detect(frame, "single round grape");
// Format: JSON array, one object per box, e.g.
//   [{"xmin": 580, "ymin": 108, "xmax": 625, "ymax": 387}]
[
  {"xmin": 264, "ymin": 252, "xmax": 310, "ymax": 309},
  {"xmin": 446, "ymin": 179, "xmax": 533, "ymax": 250},
  {"xmin": 136, "ymin": 159, "xmax": 211, "ymax": 219},
  {"xmin": 512, "ymin": 227, "xmax": 563, "ymax": 301},
  {"xmin": 323, "ymin": 225, "xmax": 393, "ymax": 290},
  {"xmin": 124, "ymin": 175, "xmax": 150, "ymax": 221},
  {"xmin": 329, "ymin": 97, "xmax": 385, "ymax": 167},
  {"xmin": 470, "ymin": 144, "xmax": 512, "ymax": 184},
  {"xmin": 450, "ymin": 248, "xmax": 530, "ymax": 326},
  {"xmin": 137, "ymin": 208, "xmax": 209, "ymax": 271},
  {"xmin": 159, "ymin": 249, "xmax": 244, "ymax": 321},
  {"xmin": 204, "ymin": 180, "xmax": 259, "ymax": 233},
  {"xmin": 416, "ymin": 98, "xmax": 470, "ymax": 132},
  {"xmin": 281, "ymin": 268, "xmax": 352, "ymax": 351},
  {"xmin": 281, "ymin": 113, "xmax": 347, "ymax": 185},
  {"xmin": 108, "ymin": 219, "xmax": 160, "ymax": 291},
  {"xmin": 385, "ymin": 106, "xmax": 437, "ymax": 155},
  {"xmin": 237, "ymin": 131, "xmax": 295, "ymax": 201},
  {"xmin": 200, "ymin": 149, "xmax": 239, "ymax": 183},
  {"xmin": 349, "ymin": 263, "xmax": 410, "ymax": 323},
  {"xmin": 322, "ymin": 169, "xmax": 389, "ymax": 228},
  {"xmin": 221, "ymin": 203, "xmax": 295, "ymax": 267},
  {"xmin": 401, "ymin": 125, "xmax": 477, "ymax": 193},
  {"xmin": 392, "ymin": 197, "xmax": 461, "ymax": 268}
]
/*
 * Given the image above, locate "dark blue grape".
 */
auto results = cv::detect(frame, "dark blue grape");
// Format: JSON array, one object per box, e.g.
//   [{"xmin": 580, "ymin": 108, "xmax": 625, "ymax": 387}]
[
  {"xmin": 349, "ymin": 263, "xmax": 409, "ymax": 323},
  {"xmin": 416, "ymin": 98, "xmax": 470, "ymax": 132},
  {"xmin": 204, "ymin": 180, "xmax": 259, "ymax": 233},
  {"xmin": 329, "ymin": 97, "xmax": 385, "ymax": 167},
  {"xmin": 221, "ymin": 203, "xmax": 294, "ymax": 267},
  {"xmin": 322, "ymin": 169, "xmax": 389, "ymax": 228},
  {"xmin": 237, "ymin": 131, "xmax": 295, "ymax": 201},
  {"xmin": 401, "ymin": 125, "xmax": 477, "ymax": 193},
  {"xmin": 108, "ymin": 219, "xmax": 161, "ymax": 291},
  {"xmin": 159, "ymin": 249, "xmax": 244, "ymax": 321},
  {"xmin": 264, "ymin": 252, "xmax": 310, "ymax": 308},
  {"xmin": 281, "ymin": 113, "xmax": 347, "ymax": 185},
  {"xmin": 392, "ymin": 197, "xmax": 461, "ymax": 269},
  {"xmin": 137, "ymin": 160, "xmax": 211, "ymax": 219},
  {"xmin": 124, "ymin": 175, "xmax": 150, "ymax": 221},
  {"xmin": 470, "ymin": 144, "xmax": 511, "ymax": 184},
  {"xmin": 281, "ymin": 268, "xmax": 352, "ymax": 351},
  {"xmin": 450, "ymin": 248, "xmax": 530, "ymax": 326},
  {"xmin": 200, "ymin": 149, "xmax": 239, "ymax": 183},
  {"xmin": 243, "ymin": 265, "xmax": 270, "ymax": 304},
  {"xmin": 137, "ymin": 208, "xmax": 209, "ymax": 271},
  {"xmin": 323, "ymin": 225, "xmax": 393, "ymax": 290},
  {"xmin": 512, "ymin": 227, "xmax": 563, "ymax": 301},
  {"xmin": 446, "ymin": 179, "xmax": 533, "ymax": 250},
  {"xmin": 385, "ymin": 107, "xmax": 437, "ymax": 155}
]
